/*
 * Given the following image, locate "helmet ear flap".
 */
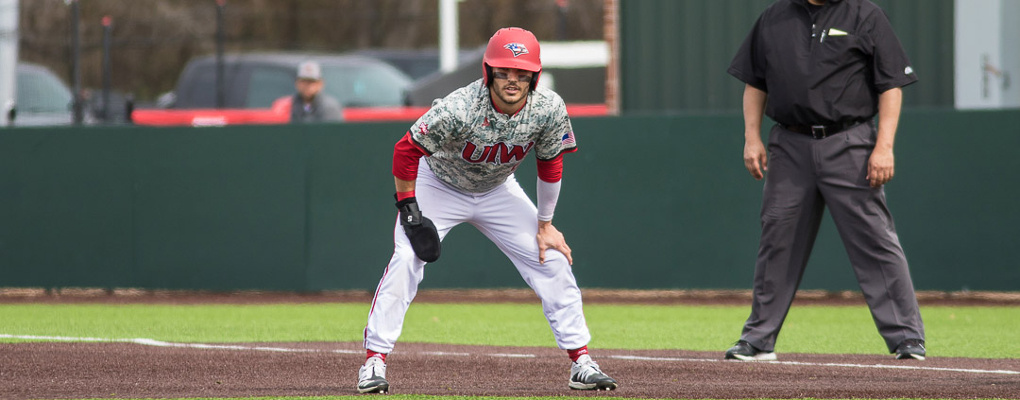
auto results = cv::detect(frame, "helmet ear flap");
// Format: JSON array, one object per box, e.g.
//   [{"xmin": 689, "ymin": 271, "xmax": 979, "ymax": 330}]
[{"xmin": 484, "ymin": 64, "xmax": 494, "ymax": 87}]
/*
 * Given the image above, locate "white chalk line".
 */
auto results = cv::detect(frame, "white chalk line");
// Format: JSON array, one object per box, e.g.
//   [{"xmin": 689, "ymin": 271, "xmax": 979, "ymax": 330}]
[
  {"xmin": 0, "ymin": 334, "xmax": 360, "ymax": 354},
  {"xmin": 488, "ymin": 353, "xmax": 536, "ymax": 358},
  {"xmin": 608, "ymin": 354, "xmax": 1020, "ymax": 375},
  {"xmin": 3, "ymin": 334, "xmax": 1017, "ymax": 375},
  {"xmin": 420, "ymin": 351, "xmax": 470, "ymax": 356}
]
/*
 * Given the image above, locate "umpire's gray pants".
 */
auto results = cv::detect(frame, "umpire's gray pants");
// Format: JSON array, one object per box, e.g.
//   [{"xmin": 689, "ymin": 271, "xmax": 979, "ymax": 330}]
[{"xmin": 740, "ymin": 121, "xmax": 925, "ymax": 353}]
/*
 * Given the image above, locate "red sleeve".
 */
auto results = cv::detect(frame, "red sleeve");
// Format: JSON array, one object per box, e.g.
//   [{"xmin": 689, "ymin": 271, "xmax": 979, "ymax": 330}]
[
  {"xmin": 536, "ymin": 154, "xmax": 564, "ymax": 183},
  {"xmin": 393, "ymin": 131, "xmax": 428, "ymax": 181}
]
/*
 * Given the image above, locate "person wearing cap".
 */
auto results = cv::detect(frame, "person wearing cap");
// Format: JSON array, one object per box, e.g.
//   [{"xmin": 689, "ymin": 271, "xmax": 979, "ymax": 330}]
[
  {"xmin": 289, "ymin": 60, "xmax": 343, "ymax": 123},
  {"xmin": 355, "ymin": 27, "xmax": 618, "ymax": 394}
]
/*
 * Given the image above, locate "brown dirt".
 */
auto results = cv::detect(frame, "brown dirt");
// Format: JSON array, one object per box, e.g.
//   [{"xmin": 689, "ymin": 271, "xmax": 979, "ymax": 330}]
[
  {"xmin": 2, "ymin": 341, "xmax": 1018, "ymax": 399},
  {"xmin": 2, "ymin": 289, "xmax": 1019, "ymax": 399}
]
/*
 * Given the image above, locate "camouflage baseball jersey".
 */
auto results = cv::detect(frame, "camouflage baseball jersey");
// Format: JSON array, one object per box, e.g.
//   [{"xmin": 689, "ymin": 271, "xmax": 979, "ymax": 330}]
[{"xmin": 409, "ymin": 78, "xmax": 577, "ymax": 193}]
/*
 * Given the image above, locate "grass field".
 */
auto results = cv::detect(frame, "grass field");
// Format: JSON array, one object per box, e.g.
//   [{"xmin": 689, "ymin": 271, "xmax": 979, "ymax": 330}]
[{"xmin": 2, "ymin": 302, "xmax": 1017, "ymax": 358}]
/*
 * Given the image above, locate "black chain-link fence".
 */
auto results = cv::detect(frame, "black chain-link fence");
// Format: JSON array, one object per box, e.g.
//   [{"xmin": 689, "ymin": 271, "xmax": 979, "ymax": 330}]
[{"xmin": 11, "ymin": 0, "xmax": 602, "ymax": 125}]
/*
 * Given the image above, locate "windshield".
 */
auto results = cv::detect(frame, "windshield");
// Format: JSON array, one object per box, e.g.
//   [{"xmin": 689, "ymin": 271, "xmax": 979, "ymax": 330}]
[
  {"xmin": 247, "ymin": 66, "xmax": 295, "ymax": 108},
  {"xmin": 320, "ymin": 64, "xmax": 411, "ymax": 107},
  {"xmin": 17, "ymin": 68, "xmax": 73, "ymax": 113},
  {"xmin": 177, "ymin": 57, "xmax": 415, "ymax": 109}
]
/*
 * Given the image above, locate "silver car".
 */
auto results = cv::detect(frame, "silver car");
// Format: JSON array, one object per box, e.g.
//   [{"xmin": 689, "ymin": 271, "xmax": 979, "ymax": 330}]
[{"xmin": 11, "ymin": 62, "xmax": 76, "ymax": 126}]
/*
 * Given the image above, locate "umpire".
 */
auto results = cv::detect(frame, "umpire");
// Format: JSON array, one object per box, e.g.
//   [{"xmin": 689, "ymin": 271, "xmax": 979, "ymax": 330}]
[{"xmin": 725, "ymin": 0, "xmax": 926, "ymax": 361}]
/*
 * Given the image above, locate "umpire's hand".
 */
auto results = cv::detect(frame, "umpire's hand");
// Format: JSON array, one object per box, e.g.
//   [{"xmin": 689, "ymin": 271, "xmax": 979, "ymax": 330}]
[
  {"xmin": 867, "ymin": 147, "xmax": 895, "ymax": 187},
  {"xmin": 743, "ymin": 136, "xmax": 768, "ymax": 180}
]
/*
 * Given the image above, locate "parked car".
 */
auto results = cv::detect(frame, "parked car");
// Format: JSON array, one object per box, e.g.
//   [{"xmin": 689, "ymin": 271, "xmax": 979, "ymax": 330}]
[
  {"xmin": 166, "ymin": 52, "xmax": 413, "ymax": 109},
  {"xmin": 10, "ymin": 62, "xmax": 75, "ymax": 126},
  {"xmin": 405, "ymin": 41, "xmax": 608, "ymax": 108},
  {"xmin": 346, "ymin": 48, "xmax": 480, "ymax": 81}
]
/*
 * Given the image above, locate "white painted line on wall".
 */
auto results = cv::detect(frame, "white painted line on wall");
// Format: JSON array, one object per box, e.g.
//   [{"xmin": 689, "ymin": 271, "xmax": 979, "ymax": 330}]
[{"xmin": 3, "ymin": 334, "xmax": 1017, "ymax": 375}]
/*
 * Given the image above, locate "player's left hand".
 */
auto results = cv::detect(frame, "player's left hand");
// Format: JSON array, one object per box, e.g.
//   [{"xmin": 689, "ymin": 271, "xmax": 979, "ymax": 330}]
[
  {"xmin": 867, "ymin": 147, "xmax": 895, "ymax": 188},
  {"xmin": 396, "ymin": 196, "xmax": 442, "ymax": 262},
  {"xmin": 537, "ymin": 220, "xmax": 573, "ymax": 265}
]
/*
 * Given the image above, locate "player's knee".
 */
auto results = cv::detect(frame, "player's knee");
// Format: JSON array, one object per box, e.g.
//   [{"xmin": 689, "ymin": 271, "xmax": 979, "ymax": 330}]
[{"xmin": 540, "ymin": 286, "xmax": 583, "ymax": 313}]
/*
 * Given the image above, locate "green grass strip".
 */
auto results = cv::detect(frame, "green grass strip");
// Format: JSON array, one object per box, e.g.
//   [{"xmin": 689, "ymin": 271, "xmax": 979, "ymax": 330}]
[{"xmin": 2, "ymin": 303, "xmax": 1017, "ymax": 358}]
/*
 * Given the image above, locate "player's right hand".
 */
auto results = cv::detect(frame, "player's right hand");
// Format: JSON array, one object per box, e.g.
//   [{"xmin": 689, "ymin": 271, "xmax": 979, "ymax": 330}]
[
  {"xmin": 537, "ymin": 220, "xmax": 572, "ymax": 265},
  {"xmin": 743, "ymin": 136, "xmax": 768, "ymax": 180}
]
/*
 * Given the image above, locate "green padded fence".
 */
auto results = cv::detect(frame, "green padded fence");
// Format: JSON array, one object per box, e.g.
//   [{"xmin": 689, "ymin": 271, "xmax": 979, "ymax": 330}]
[{"xmin": 1, "ymin": 110, "xmax": 1018, "ymax": 292}]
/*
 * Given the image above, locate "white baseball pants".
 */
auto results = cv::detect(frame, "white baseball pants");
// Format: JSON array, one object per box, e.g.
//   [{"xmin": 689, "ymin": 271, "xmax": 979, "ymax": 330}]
[{"xmin": 363, "ymin": 159, "xmax": 591, "ymax": 353}]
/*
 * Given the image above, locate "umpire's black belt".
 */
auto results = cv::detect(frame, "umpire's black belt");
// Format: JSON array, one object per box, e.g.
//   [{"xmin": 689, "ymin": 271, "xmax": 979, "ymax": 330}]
[{"xmin": 783, "ymin": 120, "xmax": 863, "ymax": 139}]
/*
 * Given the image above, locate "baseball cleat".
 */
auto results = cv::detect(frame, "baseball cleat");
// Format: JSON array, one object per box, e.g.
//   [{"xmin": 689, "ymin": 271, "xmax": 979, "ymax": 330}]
[
  {"xmin": 894, "ymin": 339, "xmax": 926, "ymax": 360},
  {"xmin": 357, "ymin": 356, "xmax": 390, "ymax": 393},
  {"xmin": 568, "ymin": 354, "xmax": 618, "ymax": 390},
  {"xmin": 725, "ymin": 340, "xmax": 777, "ymax": 361}
]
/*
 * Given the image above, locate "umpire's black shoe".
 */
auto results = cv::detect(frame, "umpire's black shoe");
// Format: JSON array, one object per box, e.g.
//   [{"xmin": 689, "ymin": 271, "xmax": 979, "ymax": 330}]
[
  {"xmin": 725, "ymin": 340, "xmax": 777, "ymax": 361},
  {"xmin": 894, "ymin": 339, "xmax": 926, "ymax": 360}
]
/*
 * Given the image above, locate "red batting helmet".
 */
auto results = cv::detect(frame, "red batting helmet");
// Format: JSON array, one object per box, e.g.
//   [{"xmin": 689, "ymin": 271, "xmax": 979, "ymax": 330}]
[{"xmin": 482, "ymin": 27, "xmax": 541, "ymax": 88}]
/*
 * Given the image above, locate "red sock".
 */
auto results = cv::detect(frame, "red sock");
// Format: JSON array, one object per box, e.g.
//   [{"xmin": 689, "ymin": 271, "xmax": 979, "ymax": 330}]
[
  {"xmin": 567, "ymin": 345, "xmax": 589, "ymax": 362},
  {"xmin": 367, "ymin": 350, "xmax": 387, "ymax": 362}
]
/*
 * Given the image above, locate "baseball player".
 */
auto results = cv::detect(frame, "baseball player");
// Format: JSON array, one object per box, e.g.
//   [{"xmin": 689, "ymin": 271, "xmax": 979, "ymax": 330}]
[{"xmin": 356, "ymin": 27, "xmax": 618, "ymax": 393}]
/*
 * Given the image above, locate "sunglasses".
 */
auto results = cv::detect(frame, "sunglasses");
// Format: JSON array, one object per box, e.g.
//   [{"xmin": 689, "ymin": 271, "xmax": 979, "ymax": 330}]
[{"xmin": 492, "ymin": 71, "xmax": 534, "ymax": 83}]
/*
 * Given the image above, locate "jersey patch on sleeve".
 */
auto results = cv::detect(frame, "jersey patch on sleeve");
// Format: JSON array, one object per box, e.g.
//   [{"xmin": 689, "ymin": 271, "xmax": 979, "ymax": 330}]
[{"xmin": 561, "ymin": 132, "xmax": 576, "ymax": 146}]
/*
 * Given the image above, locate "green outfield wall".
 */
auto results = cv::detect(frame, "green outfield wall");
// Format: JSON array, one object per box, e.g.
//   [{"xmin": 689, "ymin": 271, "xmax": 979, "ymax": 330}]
[
  {"xmin": 2, "ymin": 110, "xmax": 1018, "ymax": 292},
  {"xmin": 620, "ymin": 0, "xmax": 954, "ymax": 112}
]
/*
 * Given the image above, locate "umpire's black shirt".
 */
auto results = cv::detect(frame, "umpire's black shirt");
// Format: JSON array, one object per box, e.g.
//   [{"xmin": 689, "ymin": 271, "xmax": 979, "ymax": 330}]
[{"xmin": 728, "ymin": 0, "xmax": 917, "ymax": 126}]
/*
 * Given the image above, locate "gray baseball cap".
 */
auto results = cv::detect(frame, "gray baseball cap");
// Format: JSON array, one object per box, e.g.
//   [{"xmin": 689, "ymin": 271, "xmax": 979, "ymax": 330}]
[{"xmin": 297, "ymin": 60, "xmax": 322, "ymax": 80}]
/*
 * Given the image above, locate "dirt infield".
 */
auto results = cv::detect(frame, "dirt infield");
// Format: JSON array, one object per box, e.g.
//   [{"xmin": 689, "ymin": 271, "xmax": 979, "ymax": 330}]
[
  {"xmin": 2, "ymin": 341, "xmax": 1018, "ymax": 399},
  {"xmin": 2, "ymin": 289, "xmax": 1019, "ymax": 399}
]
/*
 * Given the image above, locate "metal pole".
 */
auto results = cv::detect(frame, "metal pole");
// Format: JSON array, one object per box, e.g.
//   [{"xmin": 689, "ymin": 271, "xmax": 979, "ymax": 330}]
[
  {"xmin": 101, "ymin": 16, "xmax": 112, "ymax": 122},
  {"xmin": 439, "ymin": 0, "xmax": 458, "ymax": 73},
  {"xmin": 0, "ymin": 0, "xmax": 18, "ymax": 127},
  {"xmin": 215, "ymin": 0, "xmax": 226, "ymax": 108},
  {"xmin": 71, "ymin": 0, "xmax": 83, "ymax": 125},
  {"xmin": 603, "ymin": 0, "xmax": 620, "ymax": 115},
  {"xmin": 556, "ymin": 0, "xmax": 568, "ymax": 41}
]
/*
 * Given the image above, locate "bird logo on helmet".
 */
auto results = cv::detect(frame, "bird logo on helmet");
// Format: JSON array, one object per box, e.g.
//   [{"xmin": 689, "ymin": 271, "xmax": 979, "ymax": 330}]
[
  {"xmin": 483, "ymin": 27, "xmax": 542, "ymax": 89},
  {"xmin": 503, "ymin": 43, "xmax": 530, "ymax": 57}
]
